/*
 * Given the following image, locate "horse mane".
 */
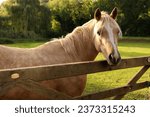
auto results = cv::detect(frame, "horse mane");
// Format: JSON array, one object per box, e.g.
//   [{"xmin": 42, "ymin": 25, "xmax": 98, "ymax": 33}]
[
  {"xmin": 55, "ymin": 19, "xmax": 97, "ymax": 61},
  {"xmin": 65, "ymin": 27, "xmax": 83, "ymax": 40},
  {"xmin": 64, "ymin": 18, "xmax": 97, "ymax": 42}
]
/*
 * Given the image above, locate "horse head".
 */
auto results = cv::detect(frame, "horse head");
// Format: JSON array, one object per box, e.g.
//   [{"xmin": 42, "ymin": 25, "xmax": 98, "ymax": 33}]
[{"xmin": 93, "ymin": 8, "xmax": 122, "ymax": 65}]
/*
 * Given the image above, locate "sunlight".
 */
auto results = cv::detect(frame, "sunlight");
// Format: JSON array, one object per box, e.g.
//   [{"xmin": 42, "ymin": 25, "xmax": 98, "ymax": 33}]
[{"xmin": 0, "ymin": 0, "xmax": 6, "ymax": 5}]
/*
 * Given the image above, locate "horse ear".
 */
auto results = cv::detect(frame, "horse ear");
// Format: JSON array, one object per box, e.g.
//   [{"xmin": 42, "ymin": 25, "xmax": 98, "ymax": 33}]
[
  {"xmin": 110, "ymin": 7, "xmax": 118, "ymax": 19},
  {"xmin": 94, "ymin": 8, "xmax": 101, "ymax": 21}
]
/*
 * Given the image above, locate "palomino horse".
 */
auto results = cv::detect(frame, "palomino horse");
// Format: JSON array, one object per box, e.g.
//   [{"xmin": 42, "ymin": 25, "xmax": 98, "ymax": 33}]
[{"xmin": 0, "ymin": 8, "xmax": 122, "ymax": 99}]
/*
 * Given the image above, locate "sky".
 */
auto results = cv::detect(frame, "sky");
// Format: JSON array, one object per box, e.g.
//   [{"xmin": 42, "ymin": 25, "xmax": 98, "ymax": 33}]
[{"xmin": 0, "ymin": 0, "xmax": 6, "ymax": 5}]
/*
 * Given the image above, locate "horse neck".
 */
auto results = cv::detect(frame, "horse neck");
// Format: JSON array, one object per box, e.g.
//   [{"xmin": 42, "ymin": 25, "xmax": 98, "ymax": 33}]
[{"xmin": 61, "ymin": 20, "xmax": 98, "ymax": 61}]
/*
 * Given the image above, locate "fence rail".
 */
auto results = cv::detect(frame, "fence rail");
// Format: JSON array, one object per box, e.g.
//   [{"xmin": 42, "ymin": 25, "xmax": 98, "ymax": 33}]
[
  {"xmin": 0, "ymin": 56, "xmax": 150, "ymax": 99},
  {"xmin": 75, "ymin": 81, "xmax": 150, "ymax": 100}
]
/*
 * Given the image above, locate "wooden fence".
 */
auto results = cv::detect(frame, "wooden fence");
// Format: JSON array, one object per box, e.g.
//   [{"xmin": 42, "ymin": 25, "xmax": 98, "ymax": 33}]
[{"xmin": 0, "ymin": 56, "xmax": 150, "ymax": 99}]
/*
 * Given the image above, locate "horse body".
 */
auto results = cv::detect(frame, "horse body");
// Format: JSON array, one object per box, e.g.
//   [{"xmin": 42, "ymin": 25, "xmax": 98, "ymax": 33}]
[
  {"xmin": 0, "ymin": 22, "xmax": 97, "ymax": 99},
  {"xmin": 0, "ymin": 8, "xmax": 122, "ymax": 99}
]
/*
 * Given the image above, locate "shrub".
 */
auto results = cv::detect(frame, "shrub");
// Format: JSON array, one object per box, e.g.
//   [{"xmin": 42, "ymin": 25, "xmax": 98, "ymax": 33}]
[{"xmin": 0, "ymin": 38, "xmax": 14, "ymax": 44}]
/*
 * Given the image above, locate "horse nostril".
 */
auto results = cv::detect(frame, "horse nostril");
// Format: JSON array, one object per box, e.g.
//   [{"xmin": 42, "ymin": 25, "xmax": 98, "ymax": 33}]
[
  {"xmin": 108, "ymin": 54, "xmax": 121, "ymax": 65},
  {"xmin": 109, "ymin": 54, "xmax": 116, "ymax": 64},
  {"xmin": 109, "ymin": 54, "xmax": 112, "ymax": 60}
]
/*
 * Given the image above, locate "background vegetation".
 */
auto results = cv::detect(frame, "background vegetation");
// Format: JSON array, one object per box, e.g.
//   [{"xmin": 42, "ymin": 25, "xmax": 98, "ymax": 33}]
[{"xmin": 0, "ymin": 0, "xmax": 150, "ymax": 41}]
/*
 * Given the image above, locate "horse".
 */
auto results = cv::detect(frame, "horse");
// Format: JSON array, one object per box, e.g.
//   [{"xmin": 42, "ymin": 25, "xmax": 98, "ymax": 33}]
[{"xmin": 0, "ymin": 8, "xmax": 122, "ymax": 99}]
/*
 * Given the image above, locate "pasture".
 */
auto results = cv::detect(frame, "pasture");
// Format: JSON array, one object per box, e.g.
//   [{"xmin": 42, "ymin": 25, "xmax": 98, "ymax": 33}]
[{"xmin": 3, "ymin": 39, "xmax": 150, "ymax": 99}]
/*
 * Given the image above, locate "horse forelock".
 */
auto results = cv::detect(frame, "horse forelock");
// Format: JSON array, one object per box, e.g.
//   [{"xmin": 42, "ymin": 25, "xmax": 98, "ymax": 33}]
[{"xmin": 101, "ymin": 12, "xmax": 122, "ymax": 37}]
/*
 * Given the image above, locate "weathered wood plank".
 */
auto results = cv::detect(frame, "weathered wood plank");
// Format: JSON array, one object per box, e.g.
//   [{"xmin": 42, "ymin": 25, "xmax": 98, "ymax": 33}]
[
  {"xmin": 114, "ymin": 65, "xmax": 150, "ymax": 100},
  {"xmin": 0, "ymin": 56, "xmax": 150, "ymax": 83},
  {"xmin": 75, "ymin": 81, "xmax": 150, "ymax": 100}
]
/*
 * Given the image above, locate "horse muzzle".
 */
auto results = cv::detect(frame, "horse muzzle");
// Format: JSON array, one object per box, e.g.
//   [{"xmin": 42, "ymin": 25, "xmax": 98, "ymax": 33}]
[{"xmin": 108, "ymin": 53, "xmax": 121, "ymax": 65}]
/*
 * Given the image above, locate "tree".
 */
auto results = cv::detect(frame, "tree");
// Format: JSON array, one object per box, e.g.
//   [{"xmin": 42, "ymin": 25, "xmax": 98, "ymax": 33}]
[
  {"xmin": 0, "ymin": 0, "xmax": 149, "ymax": 39},
  {"xmin": 116, "ymin": 0, "xmax": 150, "ymax": 36},
  {"xmin": 47, "ymin": 0, "xmax": 93, "ymax": 36},
  {"xmin": 0, "ymin": 0, "xmax": 51, "ymax": 38}
]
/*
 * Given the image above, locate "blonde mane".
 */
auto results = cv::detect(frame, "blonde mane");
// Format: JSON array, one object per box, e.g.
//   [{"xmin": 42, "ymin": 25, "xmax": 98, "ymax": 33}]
[{"xmin": 59, "ymin": 21, "xmax": 97, "ymax": 61}]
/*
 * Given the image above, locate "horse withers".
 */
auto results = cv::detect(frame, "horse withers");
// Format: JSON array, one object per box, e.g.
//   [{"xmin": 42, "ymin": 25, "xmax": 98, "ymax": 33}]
[{"xmin": 0, "ymin": 8, "xmax": 122, "ymax": 99}]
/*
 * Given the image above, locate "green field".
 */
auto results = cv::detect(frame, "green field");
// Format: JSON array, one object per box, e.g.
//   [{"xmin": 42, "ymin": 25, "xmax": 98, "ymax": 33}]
[
  {"xmin": 86, "ymin": 40, "xmax": 150, "ymax": 100},
  {"xmin": 3, "ymin": 39, "xmax": 150, "ymax": 100}
]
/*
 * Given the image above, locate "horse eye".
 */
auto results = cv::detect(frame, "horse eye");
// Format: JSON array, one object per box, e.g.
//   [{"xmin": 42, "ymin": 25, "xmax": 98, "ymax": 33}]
[{"xmin": 97, "ymin": 31, "xmax": 101, "ymax": 36}]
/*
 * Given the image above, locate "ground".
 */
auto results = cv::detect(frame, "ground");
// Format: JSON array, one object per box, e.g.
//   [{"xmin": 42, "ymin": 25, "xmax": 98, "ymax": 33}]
[{"xmin": 3, "ymin": 38, "xmax": 150, "ymax": 99}]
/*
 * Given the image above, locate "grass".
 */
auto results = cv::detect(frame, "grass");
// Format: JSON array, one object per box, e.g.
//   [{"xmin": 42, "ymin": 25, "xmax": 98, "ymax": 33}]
[
  {"xmin": 86, "ymin": 39, "xmax": 150, "ymax": 100},
  {"xmin": 2, "ymin": 39, "xmax": 150, "ymax": 100}
]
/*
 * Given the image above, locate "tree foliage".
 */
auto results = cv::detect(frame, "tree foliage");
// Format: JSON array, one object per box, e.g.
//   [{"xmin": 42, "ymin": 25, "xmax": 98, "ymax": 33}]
[
  {"xmin": 0, "ymin": 0, "xmax": 50, "ymax": 38},
  {"xmin": 116, "ymin": 0, "xmax": 150, "ymax": 36},
  {"xmin": 0, "ymin": 0, "xmax": 149, "ymax": 39},
  {"xmin": 51, "ymin": 0, "xmax": 150, "ymax": 37},
  {"xmin": 48, "ymin": 0, "xmax": 93, "ymax": 36}
]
